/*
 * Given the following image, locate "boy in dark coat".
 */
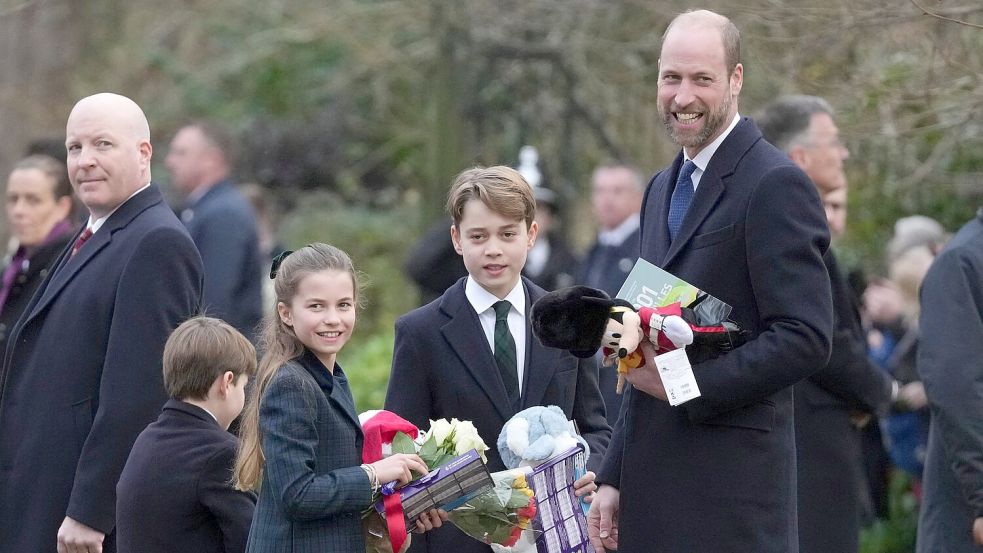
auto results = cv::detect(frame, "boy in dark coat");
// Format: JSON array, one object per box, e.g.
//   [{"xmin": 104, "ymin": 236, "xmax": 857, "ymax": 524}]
[
  {"xmin": 117, "ymin": 317, "xmax": 257, "ymax": 553},
  {"xmin": 386, "ymin": 165, "xmax": 610, "ymax": 553}
]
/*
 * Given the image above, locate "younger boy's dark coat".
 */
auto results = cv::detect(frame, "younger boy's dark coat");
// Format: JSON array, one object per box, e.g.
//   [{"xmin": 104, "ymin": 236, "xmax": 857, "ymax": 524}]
[{"xmin": 117, "ymin": 399, "xmax": 256, "ymax": 553}]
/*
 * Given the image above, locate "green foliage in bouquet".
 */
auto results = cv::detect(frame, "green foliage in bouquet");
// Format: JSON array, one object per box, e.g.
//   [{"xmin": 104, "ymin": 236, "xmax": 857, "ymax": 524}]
[
  {"xmin": 449, "ymin": 470, "xmax": 537, "ymax": 547},
  {"xmin": 416, "ymin": 432, "xmax": 458, "ymax": 469}
]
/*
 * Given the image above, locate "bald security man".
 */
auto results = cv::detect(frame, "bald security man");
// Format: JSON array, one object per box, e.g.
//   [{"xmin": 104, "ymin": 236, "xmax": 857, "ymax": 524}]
[{"xmin": 0, "ymin": 93, "xmax": 203, "ymax": 553}]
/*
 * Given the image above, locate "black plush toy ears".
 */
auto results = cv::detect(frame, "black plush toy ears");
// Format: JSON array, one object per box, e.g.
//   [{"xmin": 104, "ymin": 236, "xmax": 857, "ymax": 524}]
[
  {"xmin": 532, "ymin": 286, "xmax": 615, "ymax": 358},
  {"xmin": 582, "ymin": 296, "xmax": 614, "ymax": 308}
]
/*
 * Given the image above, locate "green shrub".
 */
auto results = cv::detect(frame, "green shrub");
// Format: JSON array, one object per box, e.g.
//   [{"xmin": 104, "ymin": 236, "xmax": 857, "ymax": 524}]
[
  {"xmin": 860, "ymin": 471, "xmax": 919, "ymax": 553},
  {"xmin": 278, "ymin": 195, "xmax": 424, "ymax": 413},
  {"xmin": 278, "ymin": 192, "xmax": 423, "ymax": 339},
  {"xmin": 340, "ymin": 328, "xmax": 396, "ymax": 413}
]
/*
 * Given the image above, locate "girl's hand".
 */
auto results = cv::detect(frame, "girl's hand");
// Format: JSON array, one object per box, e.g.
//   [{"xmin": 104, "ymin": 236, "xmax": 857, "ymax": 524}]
[
  {"xmin": 371, "ymin": 454, "xmax": 429, "ymax": 486},
  {"xmin": 412, "ymin": 509, "xmax": 449, "ymax": 533}
]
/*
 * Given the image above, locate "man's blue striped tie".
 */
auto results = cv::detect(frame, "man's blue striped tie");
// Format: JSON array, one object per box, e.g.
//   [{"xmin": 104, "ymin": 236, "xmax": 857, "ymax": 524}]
[{"xmin": 668, "ymin": 160, "xmax": 697, "ymax": 241}]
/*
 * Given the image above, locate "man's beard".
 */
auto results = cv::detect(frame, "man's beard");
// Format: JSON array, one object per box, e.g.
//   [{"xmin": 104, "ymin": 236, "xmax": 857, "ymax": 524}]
[{"xmin": 660, "ymin": 91, "xmax": 733, "ymax": 150}]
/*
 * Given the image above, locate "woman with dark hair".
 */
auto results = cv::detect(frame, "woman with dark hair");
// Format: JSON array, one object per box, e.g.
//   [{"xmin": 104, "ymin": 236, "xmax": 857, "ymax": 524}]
[{"xmin": 0, "ymin": 155, "xmax": 76, "ymax": 350}]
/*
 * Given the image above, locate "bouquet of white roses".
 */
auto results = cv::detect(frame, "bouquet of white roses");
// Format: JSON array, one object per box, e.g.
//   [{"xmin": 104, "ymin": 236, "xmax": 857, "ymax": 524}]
[
  {"xmin": 395, "ymin": 418, "xmax": 490, "ymax": 467},
  {"xmin": 360, "ymin": 414, "xmax": 493, "ymax": 553},
  {"xmin": 395, "ymin": 420, "xmax": 540, "ymax": 550}
]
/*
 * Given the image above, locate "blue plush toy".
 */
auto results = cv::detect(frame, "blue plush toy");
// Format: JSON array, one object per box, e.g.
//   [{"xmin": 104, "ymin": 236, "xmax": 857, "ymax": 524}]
[{"xmin": 497, "ymin": 405, "xmax": 589, "ymax": 469}]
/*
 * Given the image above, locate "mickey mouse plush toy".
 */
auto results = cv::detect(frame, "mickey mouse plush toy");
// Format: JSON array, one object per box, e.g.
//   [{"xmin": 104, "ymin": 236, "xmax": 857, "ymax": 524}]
[{"xmin": 531, "ymin": 286, "xmax": 746, "ymax": 393}]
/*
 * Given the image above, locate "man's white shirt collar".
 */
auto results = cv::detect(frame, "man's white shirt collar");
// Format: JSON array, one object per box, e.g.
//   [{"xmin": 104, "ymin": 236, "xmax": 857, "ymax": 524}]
[
  {"xmin": 598, "ymin": 213, "xmax": 640, "ymax": 247},
  {"xmin": 685, "ymin": 113, "xmax": 741, "ymax": 191},
  {"xmin": 86, "ymin": 182, "xmax": 152, "ymax": 234}
]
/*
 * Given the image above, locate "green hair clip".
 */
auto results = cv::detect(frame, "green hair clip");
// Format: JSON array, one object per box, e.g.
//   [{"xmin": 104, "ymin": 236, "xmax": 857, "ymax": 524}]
[{"xmin": 269, "ymin": 249, "xmax": 294, "ymax": 279}]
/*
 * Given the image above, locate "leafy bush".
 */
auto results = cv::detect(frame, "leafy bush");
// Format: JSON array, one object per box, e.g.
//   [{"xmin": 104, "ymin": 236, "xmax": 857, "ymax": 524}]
[
  {"xmin": 860, "ymin": 471, "xmax": 919, "ymax": 553},
  {"xmin": 341, "ymin": 328, "xmax": 396, "ymax": 413},
  {"xmin": 277, "ymin": 194, "xmax": 426, "ymax": 412},
  {"xmin": 278, "ymin": 191, "xmax": 424, "ymax": 339}
]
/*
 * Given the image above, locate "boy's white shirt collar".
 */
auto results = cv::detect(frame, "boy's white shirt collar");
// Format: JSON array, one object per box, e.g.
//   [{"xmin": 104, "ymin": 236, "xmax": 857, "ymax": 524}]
[
  {"xmin": 464, "ymin": 276, "xmax": 526, "ymax": 316},
  {"xmin": 85, "ymin": 182, "xmax": 152, "ymax": 233},
  {"xmin": 464, "ymin": 275, "xmax": 527, "ymax": 393},
  {"xmin": 685, "ymin": 113, "xmax": 741, "ymax": 191},
  {"xmin": 199, "ymin": 405, "xmax": 220, "ymax": 424},
  {"xmin": 183, "ymin": 399, "xmax": 221, "ymax": 425}
]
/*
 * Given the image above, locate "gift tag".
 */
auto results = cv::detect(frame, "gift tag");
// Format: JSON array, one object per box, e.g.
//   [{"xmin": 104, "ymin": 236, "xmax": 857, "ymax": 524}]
[{"xmin": 654, "ymin": 348, "xmax": 701, "ymax": 406}]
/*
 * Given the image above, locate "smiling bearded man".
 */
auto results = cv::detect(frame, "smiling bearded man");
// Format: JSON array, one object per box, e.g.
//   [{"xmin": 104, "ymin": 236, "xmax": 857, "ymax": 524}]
[{"xmin": 588, "ymin": 10, "xmax": 833, "ymax": 553}]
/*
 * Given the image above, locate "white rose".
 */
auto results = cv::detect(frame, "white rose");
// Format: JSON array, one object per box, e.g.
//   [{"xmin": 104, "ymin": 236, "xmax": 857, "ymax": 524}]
[
  {"xmin": 427, "ymin": 418, "xmax": 453, "ymax": 445},
  {"xmin": 452, "ymin": 420, "xmax": 489, "ymax": 461},
  {"xmin": 454, "ymin": 420, "xmax": 478, "ymax": 437},
  {"xmin": 455, "ymin": 434, "xmax": 489, "ymax": 462}
]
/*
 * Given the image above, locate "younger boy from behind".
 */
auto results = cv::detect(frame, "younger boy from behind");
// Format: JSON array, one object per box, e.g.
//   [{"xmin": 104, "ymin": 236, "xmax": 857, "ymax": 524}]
[
  {"xmin": 385, "ymin": 166, "xmax": 610, "ymax": 553},
  {"xmin": 117, "ymin": 316, "xmax": 257, "ymax": 553}
]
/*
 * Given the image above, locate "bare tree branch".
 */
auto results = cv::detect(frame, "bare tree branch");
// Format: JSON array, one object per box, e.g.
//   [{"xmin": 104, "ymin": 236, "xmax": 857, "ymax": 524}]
[
  {"xmin": 909, "ymin": 0, "xmax": 983, "ymax": 30},
  {"xmin": 0, "ymin": 1, "xmax": 34, "ymax": 18},
  {"xmin": 479, "ymin": 41, "xmax": 630, "ymax": 162}
]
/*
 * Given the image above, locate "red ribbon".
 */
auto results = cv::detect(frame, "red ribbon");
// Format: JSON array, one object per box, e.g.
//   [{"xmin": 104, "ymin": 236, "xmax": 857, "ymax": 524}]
[
  {"xmin": 359, "ymin": 411, "xmax": 418, "ymax": 553},
  {"xmin": 382, "ymin": 491, "xmax": 408, "ymax": 553}
]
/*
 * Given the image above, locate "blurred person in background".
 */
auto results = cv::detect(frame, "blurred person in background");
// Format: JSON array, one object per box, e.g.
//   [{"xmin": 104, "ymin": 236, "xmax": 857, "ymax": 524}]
[
  {"xmin": 522, "ymin": 185, "xmax": 578, "ymax": 291},
  {"xmin": 516, "ymin": 146, "xmax": 579, "ymax": 291},
  {"xmin": 166, "ymin": 122, "xmax": 263, "ymax": 342},
  {"xmin": 821, "ymin": 185, "xmax": 847, "ymax": 238},
  {"xmin": 861, "ymin": 216, "xmax": 948, "ymax": 513},
  {"xmin": 239, "ymin": 182, "xmax": 283, "ymax": 310},
  {"xmin": 0, "ymin": 155, "xmax": 76, "ymax": 352},
  {"xmin": 881, "ymin": 245, "xmax": 936, "ymax": 482},
  {"xmin": 887, "ymin": 215, "xmax": 947, "ymax": 261},
  {"xmin": 757, "ymin": 94, "xmax": 895, "ymax": 553},
  {"xmin": 866, "ymin": 216, "xmax": 948, "ymax": 375},
  {"xmin": 578, "ymin": 163, "xmax": 644, "ymax": 296},
  {"xmin": 404, "ymin": 218, "xmax": 467, "ymax": 305},
  {"xmin": 578, "ymin": 162, "xmax": 644, "ymax": 427},
  {"xmin": 915, "ymin": 207, "xmax": 983, "ymax": 552}
]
